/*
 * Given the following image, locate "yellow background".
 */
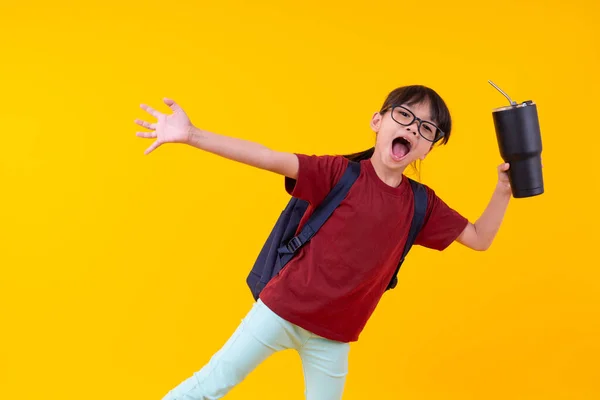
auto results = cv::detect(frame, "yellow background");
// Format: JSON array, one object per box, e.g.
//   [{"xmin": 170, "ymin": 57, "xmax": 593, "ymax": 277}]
[{"xmin": 1, "ymin": 0, "xmax": 599, "ymax": 399}]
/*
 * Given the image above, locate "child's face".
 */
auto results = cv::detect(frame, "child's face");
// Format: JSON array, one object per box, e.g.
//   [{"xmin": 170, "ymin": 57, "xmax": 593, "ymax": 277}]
[{"xmin": 370, "ymin": 101, "xmax": 438, "ymax": 170}]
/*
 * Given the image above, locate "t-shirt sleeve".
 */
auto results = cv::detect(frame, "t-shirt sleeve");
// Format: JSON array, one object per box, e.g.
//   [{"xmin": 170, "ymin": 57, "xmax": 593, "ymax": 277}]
[
  {"xmin": 284, "ymin": 154, "xmax": 349, "ymax": 206},
  {"xmin": 414, "ymin": 186, "xmax": 469, "ymax": 251}
]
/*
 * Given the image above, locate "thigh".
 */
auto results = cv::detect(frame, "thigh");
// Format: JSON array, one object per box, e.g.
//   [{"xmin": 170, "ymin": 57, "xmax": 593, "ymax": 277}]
[
  {"xmin": 298, "ymin": 334, "xmax": 350, "ymax": 400},
  {"xmin": 162, "ymin": 300, "xmax": 291, "ymax": 400}
]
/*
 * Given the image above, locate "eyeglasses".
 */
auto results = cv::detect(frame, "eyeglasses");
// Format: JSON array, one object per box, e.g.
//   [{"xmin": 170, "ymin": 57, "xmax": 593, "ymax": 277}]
[{"xmin": 384, "ymin": 105, "xmax": 445, "ymax": 143}]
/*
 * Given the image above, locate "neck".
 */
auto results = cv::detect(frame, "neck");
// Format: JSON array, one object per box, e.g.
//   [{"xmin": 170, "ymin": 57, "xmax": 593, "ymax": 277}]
[{"xmin": 369, "ymin": 154, "xmax": 405, "ymax": 188}]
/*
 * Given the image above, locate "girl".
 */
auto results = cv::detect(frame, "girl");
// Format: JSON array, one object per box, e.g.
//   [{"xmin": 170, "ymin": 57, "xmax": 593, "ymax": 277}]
[{"xmin": 135, "ymin": 85, "xmax": 512, "ymax": 400}]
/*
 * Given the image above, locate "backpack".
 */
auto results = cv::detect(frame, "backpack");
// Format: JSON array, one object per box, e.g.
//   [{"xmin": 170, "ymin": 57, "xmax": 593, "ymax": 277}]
[{"xmin": 246, "ymin": 160, "xmax": 428, "ymax": 301}]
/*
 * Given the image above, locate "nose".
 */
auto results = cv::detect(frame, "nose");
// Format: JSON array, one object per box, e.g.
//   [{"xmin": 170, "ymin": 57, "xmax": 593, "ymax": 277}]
[{"xmin": 406, "ymin": 119, "xmax": 420, "ymax": 135}]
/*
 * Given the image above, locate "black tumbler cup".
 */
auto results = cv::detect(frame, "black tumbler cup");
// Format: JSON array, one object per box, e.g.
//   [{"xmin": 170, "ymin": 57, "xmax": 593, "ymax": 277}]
[{"xmin": 490, "ymin": 82, "xmax": 544, "ymax": 198}]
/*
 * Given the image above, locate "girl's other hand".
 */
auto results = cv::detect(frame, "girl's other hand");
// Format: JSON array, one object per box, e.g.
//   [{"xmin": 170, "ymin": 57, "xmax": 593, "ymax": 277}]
[
  {"xmin": 497, "ymin": 163, "xmax": 512, "ymax": 196},
  {"xmin": 135, "ymin": 98, "xmax": 193, "ymax": 155}
]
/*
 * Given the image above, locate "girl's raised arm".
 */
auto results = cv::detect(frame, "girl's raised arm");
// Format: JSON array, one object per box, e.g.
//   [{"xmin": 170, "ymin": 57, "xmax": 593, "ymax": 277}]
[{"xmin": 135, "ymin": 98, "xmax": 299, "ymax": 179}]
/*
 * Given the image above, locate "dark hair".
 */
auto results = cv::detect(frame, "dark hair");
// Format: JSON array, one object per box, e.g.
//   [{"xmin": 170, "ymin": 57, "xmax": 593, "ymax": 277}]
[{"xmin": 343, "ymin": 85, "xmax": 453, "ymax": 166}]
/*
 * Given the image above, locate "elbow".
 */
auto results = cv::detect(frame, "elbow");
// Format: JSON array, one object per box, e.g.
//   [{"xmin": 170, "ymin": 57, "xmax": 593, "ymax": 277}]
[
  {"xmin": 471, "ymin": 224, "xmax": 493, "ymax": 251},
  {"xmin": 474, "ymin": 240, "xmax": 492, "ymax": 251},
  {"xmin": 458, "ymin": 224, "xmax": 495, "ymax": 252}
]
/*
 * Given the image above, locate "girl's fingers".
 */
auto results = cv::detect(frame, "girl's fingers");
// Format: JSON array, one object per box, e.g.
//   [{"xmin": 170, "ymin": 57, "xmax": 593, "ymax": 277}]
[
  {"xmin": 136, "ymin": 131, "xmax": 157, "ymax": 138},
  {"xmin": 140, "ymin": 104, "xmax": 161, "ymax": 119},
  {"xmin": 163, "ymin": 97, "xmax": 182, "ymax": 112},
  {"xmin": 134, "ymin": 119, "xmax": 157, "ymax": 130},
  {"xmin": 144, "ymin": 141, "xmax": 160, "ymax": 155}
]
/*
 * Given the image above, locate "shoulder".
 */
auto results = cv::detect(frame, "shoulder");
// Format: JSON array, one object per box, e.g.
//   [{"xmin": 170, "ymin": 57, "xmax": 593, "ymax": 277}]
[
  {"xmin": 407, "ymin": 179, "xmax": 435, "ymax": 202},
  {"xmin": 296, "ymin": 153, "xmax": 348, "ymax": 166},
  {"xmin": 296, "ymin": 154, "xmax": 349, "ymax": 177},
  {"xmin": 285, "ymin": 154, "xmax": 351, "ymax": 201},
  {"xmin": 406, "ymin": 180, "xmax": 448, "ymax": 219},
  {"xmin": 415, "ymin": 181, "xmax": 467, "ymax": 229}
]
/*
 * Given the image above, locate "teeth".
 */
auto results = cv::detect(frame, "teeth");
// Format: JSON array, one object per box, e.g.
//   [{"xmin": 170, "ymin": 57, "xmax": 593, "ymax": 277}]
[{"xmin": 394, "ymin": 136, "xmax": 412, "ymax": 148}]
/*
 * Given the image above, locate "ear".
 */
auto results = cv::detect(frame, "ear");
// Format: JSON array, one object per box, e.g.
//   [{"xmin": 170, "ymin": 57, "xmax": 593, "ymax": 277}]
[{"xmin": 370, "ymin": 112, "xmax": 382, "ymax": 133}]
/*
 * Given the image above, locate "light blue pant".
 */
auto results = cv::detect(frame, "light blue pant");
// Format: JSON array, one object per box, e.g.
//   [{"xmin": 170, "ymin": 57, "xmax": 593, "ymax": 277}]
[{"xmin": 161, "ymin": 299, "xmax": 350, "ymax": 400}]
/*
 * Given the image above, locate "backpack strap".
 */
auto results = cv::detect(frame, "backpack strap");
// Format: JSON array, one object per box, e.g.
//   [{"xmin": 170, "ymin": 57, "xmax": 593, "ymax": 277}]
[
  {"xmin": 386, "ymin": 178, "xmax": 428, "ymax": 290},
  {"xmin": 277, "ymin": 160, "xmax": 361, "ymax": 267}
]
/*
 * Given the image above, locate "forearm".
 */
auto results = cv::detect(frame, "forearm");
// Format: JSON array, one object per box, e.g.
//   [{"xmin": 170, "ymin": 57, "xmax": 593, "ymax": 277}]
[
  {"xmin": 186, "ymin": 126, "xmax": 298, "ymax": 178},
  {"xmin": 473, "ymin": 184, "xmax": 511, "ymax": 249}
]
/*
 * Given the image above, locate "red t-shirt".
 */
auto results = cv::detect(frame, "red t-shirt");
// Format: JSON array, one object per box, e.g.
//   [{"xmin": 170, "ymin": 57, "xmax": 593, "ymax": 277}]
[{"xmin": 259, "ymin": 155, "xmax": 469, "ymax": 342}]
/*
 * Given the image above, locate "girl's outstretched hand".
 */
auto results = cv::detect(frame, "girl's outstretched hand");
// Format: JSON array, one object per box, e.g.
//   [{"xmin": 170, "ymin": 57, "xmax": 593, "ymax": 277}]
[
  {"xmin": 497, "ymin": 163, "xmax": 512, "ymax": 196},
  {"xmin": 135, "ymin": 98, "xmax": 193, "ymax": 155}
]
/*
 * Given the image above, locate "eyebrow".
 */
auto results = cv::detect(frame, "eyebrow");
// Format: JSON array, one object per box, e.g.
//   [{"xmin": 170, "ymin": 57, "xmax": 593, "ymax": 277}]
[{"xmin": 402, "ymin": 104, "xmax": 433, "ymax": 122}]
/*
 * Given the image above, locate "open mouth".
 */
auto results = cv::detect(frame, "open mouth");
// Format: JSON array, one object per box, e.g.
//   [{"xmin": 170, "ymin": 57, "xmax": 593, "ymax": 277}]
[{"xmin": 391, "ymin": 137, "xmax": 412, "ymax": 160}]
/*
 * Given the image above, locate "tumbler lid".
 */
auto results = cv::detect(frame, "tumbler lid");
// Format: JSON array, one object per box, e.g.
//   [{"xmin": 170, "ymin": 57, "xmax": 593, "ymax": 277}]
[{"xmin": 492, "ymin": 101, "xmax": 536, "ymax": 113}]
